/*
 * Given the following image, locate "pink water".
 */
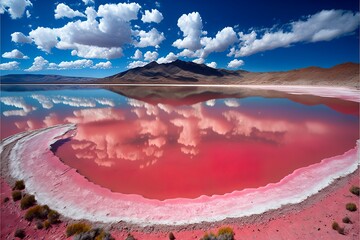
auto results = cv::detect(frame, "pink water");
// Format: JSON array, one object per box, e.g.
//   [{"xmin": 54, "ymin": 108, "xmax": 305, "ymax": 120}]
[
  {"xmin": 55, "ymin": 98, "xmax": 358, "ymax": 200},
  {"xmin": 1, "ymin": 87, "xmax": 358, "ymax": 200}
]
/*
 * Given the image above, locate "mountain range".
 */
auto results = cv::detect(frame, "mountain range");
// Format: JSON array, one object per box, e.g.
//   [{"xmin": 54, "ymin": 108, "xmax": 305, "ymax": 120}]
[{"xmin": 1, "ymin": 60, "xmax": 359, "ymax": 88}]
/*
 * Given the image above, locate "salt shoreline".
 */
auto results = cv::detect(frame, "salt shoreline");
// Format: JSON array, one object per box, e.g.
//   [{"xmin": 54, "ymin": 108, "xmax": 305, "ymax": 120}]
[{"xmin": 1, "ymin": 125, "xmax": 359, "ymax": 227}]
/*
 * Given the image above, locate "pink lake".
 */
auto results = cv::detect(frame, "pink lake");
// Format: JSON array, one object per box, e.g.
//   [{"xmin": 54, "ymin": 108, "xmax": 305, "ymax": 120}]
[{"xmin": 1, "ymin": 86, "xmax": 359, "ymax": 200}]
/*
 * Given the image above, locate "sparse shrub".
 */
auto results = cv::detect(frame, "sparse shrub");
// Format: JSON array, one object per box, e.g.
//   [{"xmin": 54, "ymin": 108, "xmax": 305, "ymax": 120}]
[
  {"xmin": 13, "ymin": 180, "xmax": 25, "ymax": 190},
  {"xmin": 48, "ymin": 209, "xmax": 60, "ymax": 224},
  {"xmin": 342, "ymin": 216, "xmax": 352, "ymax": 224},
  {"xmin": 3, "ymin": 197, "xmax": 9, "ymax": 203},
  {"xmin": 346, "ymin": 203, "xmax": 357, "ymax": 212},
  {"xmin": 337, "ymin": 227, "xmax": 345, "ymax": 235},
  {"xmin": 201, "ymin": 233, "xmax": 217, "ymax": 240},
  {"xmin": 332, "ymin": 221, "xmax": 345, "ymax": 235},
  {"xmin": 44, "ymin": 220, "xmax": 51, "ymax": 229},
  {"xmin": 14, "ymin": 229, "xmax": 25, "ymax": 239},
  {"xmin": 217, "ymin": 227, "xmax": 235, "ymax": 240},
  {"xmin": 73, "ymin": 228, "xmax": 115, "ymax": 240},
  {"xmin": 125, "ymin": 233, "xmax": 136, "ymax": 240},
  {"xmin": 350, "ymin": 186, "xmax": 360, "ymax": 196},
  {"xmin": 200, "ymin": 227, "xmax": 235, "ymax": 240},
  {"xmin": 12, "ymin": 190, "xmax": 22, "ymax": 201},
  {"xmin": 35, "ymin": 220, "xmax": 43, "ymax": 229},
  {"xmin": 24, "ymin": 205, "xmax": 49, "ymax": 221},
  {"xmin": 20, "ymin": 194, "xmax": 36, "ymax": 210},
  {"xmin": 74, "ymin": 228, "xmax": 99, "ymax": 240},
  {"xmin": 66, "ymin": 222, "xmax": 92, "ymax": 237},
  {"xmin": 169, "ymin": 232, "xmax": 176, "ymax": 240}
]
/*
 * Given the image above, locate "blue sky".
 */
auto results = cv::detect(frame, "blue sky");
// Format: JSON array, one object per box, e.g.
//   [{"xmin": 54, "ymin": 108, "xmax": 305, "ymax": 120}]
[{"xmin": 0, "ymin": 0, "xmax": 359, "ymax": 77}]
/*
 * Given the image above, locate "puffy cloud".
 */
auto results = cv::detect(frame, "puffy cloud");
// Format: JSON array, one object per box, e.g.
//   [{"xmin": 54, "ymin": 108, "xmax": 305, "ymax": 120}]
[
  {"xmin": 19, "ymin": 3, "xmax": 141, "ymax": 59},
  {"xmin": 134, "ymin": 28, "xmax": 165, "ymax": 48},
  {"xmin": 57, "ymin": 59, "xmax": 93, "ymax": 69},
  {"xmin": 25, "ymin": 9, "xmax": 30, "ymax": 18},
  {"xmin": 229, "ymin": 10, "xmax": 360, "ymax": 57},
  {"xmin": 227, "ymin": 59, "xmax": 244, "ymax": 69},
  {"xmin": 29, "ymin": 27, "xmax": 58, "ymax": 52},
  {"xmin": 82, "ymin": 0, "xmax": 94, "ymax": 5},
  {"xmin": 173, "ymin": 12, "xmax": 203, "ymax": 51},
  {"xmin": 2, "ymin": 49, "xmax": 29, "ymax": 59},
  {"xmin": 98, "ymin": 2, "xmax": 140, "ymax": 22},
  {"xmin": 70, "ymin": 44, "xmax": 123, "ymax": 59},
  {"xmin": 144, "ymin": 51, "xmax": 158, "ymax": 61},
  {"xmin": 25, "ymin": 56, "xmax": 49, "ymax": 71},
  {"xmin": 127, "ymin": 60, "xmax": 148, "ymax": 69},
  {"xmin": 92, "ymin": 61, "xmax": 112, "ymax": 69},
  {"xmin": 0, "ymin": 0, "xmax": 32, "ymax": 19},
  {"xmin": 200, "ymin": 27, "xmax": 238, "ymax": 58},
  {"xmin": 0, "ymin": 61, "xmax": 19, "ymax": 70},
  {"xmin": 177, "ymin": 49, "xmax": 197, "ymax": 58},
  {"xmin": 206, "ymin": 62, "xmax": 217, "ymax": 68},
  {"xmin": 156, "ymin": 52, "xmax": 177, "ymax": 64},
  {"xmin": 54, "ymin": 3, "xmax": 85, "ymax": 19},
  {"xmin": 141, "ymin": 9, "xmax": 163, "ymax": 23},
  {"xmin": 131, "ymin": 49, "xmax": 143, "ymax": 59},
  {"xmin": 192, "ymin": 58, "xmax": 204, "ymax": 64},
  {"xmin": 11, "ymin": 32, "xmax": 32, "ymax": 43}
]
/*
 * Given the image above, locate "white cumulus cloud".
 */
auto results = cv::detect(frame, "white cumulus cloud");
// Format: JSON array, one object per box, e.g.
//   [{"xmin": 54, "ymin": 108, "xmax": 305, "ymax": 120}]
[
  {"xmin": 229, "ymin": 9, "xmax": 360, "ymax": 57},
  {"xmin": 2, "ymin": 49, "xmax": 29, "ymax": 59},
  {"xmin": 25, "ymin": 56, "xmax": 49, "ymax": 71},
  {"xmin": 132, "ymin": 49, "xmax": 143, "ymax": 59},
  {"xmin": 172, "ymin": 12, "xmax": 203, "ymax": 51},
  {"xmin": 92, "ymin": 61, "xmax": 112, "ymax": 69},
  {"xmin": 144, "ymin": 51, "xmax": 158, "ymax": 61},
  {"xmin": 82, "ymin": 0, "xmax": 94, "ymax": 5},
  {"xmin": 141, "ymin": 9, "xmax": 163, "ymax": 23},
  {"xmin": 54, "ymin": 3, "xmax": 85, "ymax": 19},
  {"xmin": 11, "ymin": 32, "xmax": 32, "ymax": 43},
  {"xmin": 192, "ymin": 58, "xmax": 204, "ymax": 64},
  {"xmin": 206, "ymin": 62, "xmax": 217, "ymax": 68},
  {"xmin": 0, "ymin": 0, "xmax": 32, "ymax": 19},
  {"xmin": 29, "ymin": 27, "xmax": 58, "ymax": 53},
  {"xmin": 127, "ymin": 60, "xmax": 148, "ymax": 69},
  {"xmin": 0, "ymin": 61, "xmax": 20, "ymax": 70},
  {"xmin": 57, "ymin": 59, "xmax": 93, "ymax": 69},
  {"xmin": 200, "ymin": 27, "xmax": 238, "ymax": 58},
  {"xmin": 156, "ymin": 52, "xmax": 177, "ymax": 64},
  {"xmin": 227, "ymin": 59, "xmax": 244, "ymax": 69},
  {"xmin": 134, "ymin": 28, "xmax": 165, "ymax": 48},
  {"xmin": 17, "ymin": 3, "xmax": 142, "ymax": 59},
  {"xmin": 70, "ymin": 44, "xmax": 123, "ymax": 59}
]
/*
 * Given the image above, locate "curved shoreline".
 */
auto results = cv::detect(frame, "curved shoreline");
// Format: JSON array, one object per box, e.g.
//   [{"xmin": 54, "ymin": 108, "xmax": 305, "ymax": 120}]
[{"xmin": 0, "ymin": 123, "xmax": 358, "ymax": 226}]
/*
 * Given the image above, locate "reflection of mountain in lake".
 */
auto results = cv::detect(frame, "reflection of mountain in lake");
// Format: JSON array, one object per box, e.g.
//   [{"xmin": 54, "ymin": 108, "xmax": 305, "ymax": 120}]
[{"xmin": 107, "ymin": 86, "xmax": 359, "ymax": 116}]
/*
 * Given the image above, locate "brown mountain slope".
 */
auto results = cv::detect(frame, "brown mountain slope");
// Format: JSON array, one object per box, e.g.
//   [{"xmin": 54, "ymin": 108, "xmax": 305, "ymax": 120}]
[{"xmin": 99, "ymin": 60, "xmax": 359, "ymax": 88}]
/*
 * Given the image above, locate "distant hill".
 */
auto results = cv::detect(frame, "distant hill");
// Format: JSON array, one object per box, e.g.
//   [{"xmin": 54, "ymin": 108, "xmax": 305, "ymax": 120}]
[
  {"xmin": 1, "ymin": 61, "xmax": 358, "ymax": 88},
  {"xmin": 100, "ymin": 60, "xmax": 359, "ymax": 88},
  {"xmin": 0, "ymin": 74, "xmax": 95, "ymax": 84},
  {"xmin": 103, "ymin": 60, "xmax": 242, "ymax": 83}
]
